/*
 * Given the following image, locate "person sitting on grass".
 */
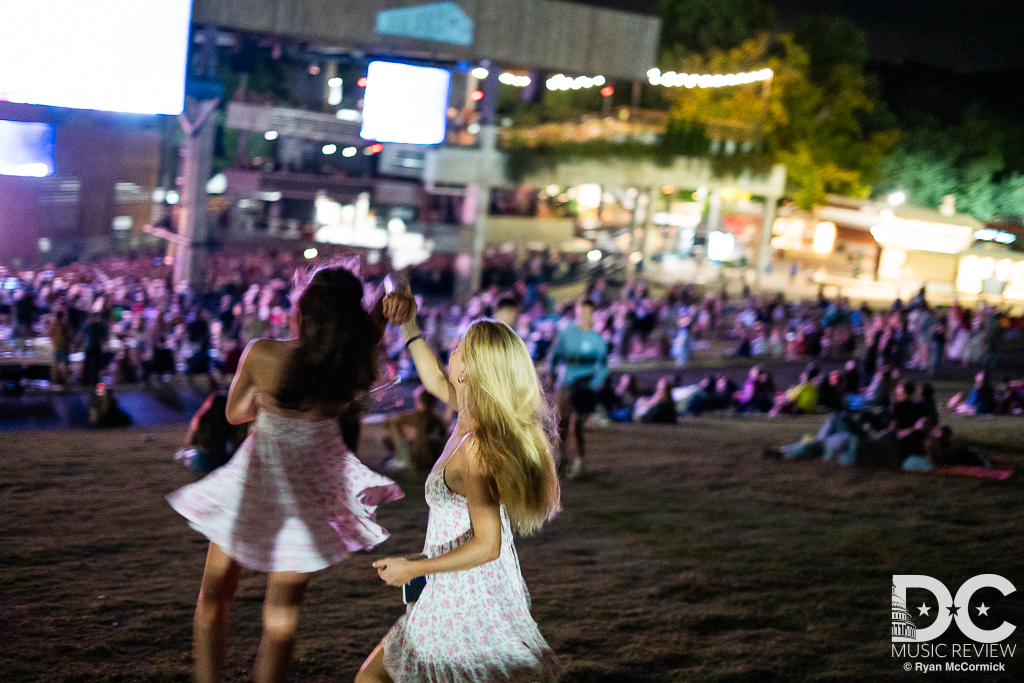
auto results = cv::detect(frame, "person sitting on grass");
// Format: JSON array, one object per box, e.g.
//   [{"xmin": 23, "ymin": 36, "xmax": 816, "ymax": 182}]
[
  {"xmin": 176, "ymin": 393, "xmax": 250, "ymax": 474},
  {"xmin": 769, "ymin": 370, "xmax": 819, "ymax": 416},
  {"xmin": 763, "ymin": 411, "xmax": 903, "ymax": 467},
  {"xmin": 611, "ymin": 374, "xmax": 640, "ymax": 423},
  {"xmin": 687, "ymin": 374, "xmax": 737, "ymax": 416},
  {"xmin": 948, "ymin": 371, "xmax": 997, "ymax": 415},
  {"xmin": 635, "ymin": 376, "xmax": 678, "ymax": 424},
  {"xmin": 734, "ymin": 365, "xmax": 775, "ymax": 413},
  {"xmin": 89, "ymin": 383, "xmax": 132, "ymax": 429},
  {"xmin": 381, "ymin": 386, "xmax": 450, "ymax": 472},
  {"xmin": 817, "ymin": 370, "xmax": 847, "ymax": 413},
  {"xmin": 890, "ymin": 380, "xmax": 923, "ymax": 431},
  {"xmin": 916, "ymin": 383, "xmax": 940, "ymax": 424}
]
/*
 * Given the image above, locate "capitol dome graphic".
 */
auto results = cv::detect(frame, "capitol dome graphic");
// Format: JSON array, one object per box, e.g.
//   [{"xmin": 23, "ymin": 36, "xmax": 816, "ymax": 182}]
[{"xmin": 892, "ymin": 585, "xmax": 918, "ymax": 641}]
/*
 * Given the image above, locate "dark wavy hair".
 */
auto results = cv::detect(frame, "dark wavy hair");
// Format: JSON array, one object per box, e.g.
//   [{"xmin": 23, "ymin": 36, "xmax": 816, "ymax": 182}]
[{"xmin": 272, "ymin": 263, "xmax": 382, "ymax": 413}]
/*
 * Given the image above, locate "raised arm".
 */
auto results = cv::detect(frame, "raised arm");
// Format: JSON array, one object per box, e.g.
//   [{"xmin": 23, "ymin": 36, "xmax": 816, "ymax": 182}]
[{"xmin": 384, "ymin": 284, "xmax": 456, "ymax": 406}]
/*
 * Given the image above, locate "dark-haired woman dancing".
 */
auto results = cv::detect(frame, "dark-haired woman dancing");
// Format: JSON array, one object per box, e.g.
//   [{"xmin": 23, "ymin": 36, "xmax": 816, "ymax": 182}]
[{"xmin": 168, "ymin": 264, "xmax": 404, "ymax": 683}]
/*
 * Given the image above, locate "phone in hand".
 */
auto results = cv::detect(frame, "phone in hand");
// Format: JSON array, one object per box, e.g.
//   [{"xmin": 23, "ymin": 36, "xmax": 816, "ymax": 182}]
[
  {"xmin": 403, "ymin": 575, "xmax": 427, "ymax": 604},
  {"xmin": 383, "ymin": 274, "xmax": 395, "ymax": 295},
  {"xmin": 402, "ymin": 553, "xmax": 427, "ymax": 604}
]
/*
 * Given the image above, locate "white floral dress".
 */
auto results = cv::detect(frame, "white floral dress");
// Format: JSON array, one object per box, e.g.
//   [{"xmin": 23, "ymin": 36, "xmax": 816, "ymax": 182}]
[
  {"xmin": 382, "ymin": 433, "xmax": 563, "ymax": 682},
  {"xmin": 168, "ymin": 409, "xmax": 403, "ymax": 573}
]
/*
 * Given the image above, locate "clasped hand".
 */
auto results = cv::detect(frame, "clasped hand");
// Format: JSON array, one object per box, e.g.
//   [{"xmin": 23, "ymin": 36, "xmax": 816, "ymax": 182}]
[
  {"xmin": 381, "ymin": 282, "xmax": 417, "ymax": 327},
  {"xmin": 372, "ymin": 556, "xmax": 416, "ymax": 586}
]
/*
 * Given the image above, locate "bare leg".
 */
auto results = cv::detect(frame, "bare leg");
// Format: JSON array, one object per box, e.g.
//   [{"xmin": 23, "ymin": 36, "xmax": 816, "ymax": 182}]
[
  {"xmin": 194, "ymin": 543, "xmax": 242, "ymax": 683},
  {"xmin": 252, "ymin": 570, "xmax": 311, "ymax": 683},
  {"xmin": 355, "ymin": 642, "xmax": 393, "ymax": 683}
]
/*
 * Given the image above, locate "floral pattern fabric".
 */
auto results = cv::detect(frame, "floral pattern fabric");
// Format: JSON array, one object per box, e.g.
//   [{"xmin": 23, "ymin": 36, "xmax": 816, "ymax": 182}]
[
  {"xmin": 382, "ymin": 433, "xmax": 563, "ymax": 682},
  {"xmin": 168, "ymin": 410, "xmax": 403, "ymax": 573}
]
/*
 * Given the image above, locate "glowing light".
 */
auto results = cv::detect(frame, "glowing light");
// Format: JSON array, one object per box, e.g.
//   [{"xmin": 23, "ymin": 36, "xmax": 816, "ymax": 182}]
[
  {"xmin": 467, "ymin": 122, "xmax": 481, "ymax": 134},
  {"xmin": 587, "ymin": 249, "xmax": 602, "ymax": 262},
  {"xmin": 545, "ymin": 74, "xmax": 607, "ymax": 91},
  {"xmin": 575, "ymin": 184, "xmax": 602, "ymax": 210},
  {"xmin": 629, "ymin": 251, "xmax": 643, "ymax": 264},
  {"xmin": 327, "ymin": 77, "xmax": 343, "ymax": 105},
  {"xmin": 258, "ymin": 191, "xmax": 282, "ymax": 202},
  {"xmin": 812, "ymin": 221, "xmax": 837, "ymax": 255},
  {"xmin": 647, "ymin": 67, "xmax": 772, "ymax": 88},
  {"xmin": 870, "ymin": 215, "xmax": 973, "ymax": 255},
  {"xmin": 303, "ymin": 248, "xmax": 318, "ymax": 259},
  {"xmin": 545, "ymin": 184, "xmax": 560, "ymax": 196},
  {"xmin": 335, "ymin": 109, "xmax": 361, "ymax": 122},
  {"xmin": 264, "ymin": 130, "xmax": 278, "ymax": 140},
  {"xmin": 359, "ymin": 61, "xmax": 451, "ymax": 145},
  {"xmin": 357, "ymin": 77, "xmax": 367, "ymax": 87},
  {"xmin": 974, "ymin": 228, "xmax": 1016, "ymax": 244},
  {"xmin": 322, "ymin": 144, "xmax": 337, "ymax": 155},
  {"xmin": 707, "ymin": 231, "xmax": 735, "ymax": 261},
  {"xmin": 152, "ymin": 188, "xmax": 166, "ymax": 203},
  {"xmin": 342, "ymin": 146, "xmax": 357, "ymax": 157},
  {"xmin": 470, "ymin": 89, "xmax": 484, "ymax": 101},
  {"xmin": 308, "ymin": 64, "xmax": 320, "ymax": 75},
  {"xmin": 471, "ymin": 67, "xmax": 489, "ymax": 79},
  {"xmin": 600, "ymin": 86, "xmax": 614, "ymax": 97},
  {"xmin": 888, "ymin": 191, "xmax": 906, "ymax": 206},
  {"xmin": 206, "ymin": 173, "xmax": 227, "ymax": 194},
  {"xmin": 366, "ymin": 143, "xmax": 383, "ymax": 154},
  {"xmin": 498, "ymin": 72, "xmax": 531, "ymax": 87},
  {"xmin": 166, "ymin": 191, "xmax": 180, "ymax": 205}
]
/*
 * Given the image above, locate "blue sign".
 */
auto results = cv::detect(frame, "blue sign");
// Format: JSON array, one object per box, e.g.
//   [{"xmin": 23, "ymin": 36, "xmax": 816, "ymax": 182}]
[{"xmin": 375, "ymin": 2, "xmax": 474, "ymax": 46}]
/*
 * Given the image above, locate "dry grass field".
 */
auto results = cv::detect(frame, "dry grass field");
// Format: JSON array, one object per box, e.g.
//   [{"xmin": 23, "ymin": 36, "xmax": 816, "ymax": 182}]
[{"xmin": 2, "ymin": 414, "xmax": 1023, "ymax": 682}]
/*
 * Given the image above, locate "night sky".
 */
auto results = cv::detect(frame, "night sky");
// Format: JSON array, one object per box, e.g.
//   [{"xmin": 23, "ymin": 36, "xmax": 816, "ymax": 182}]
[{"xmin": 771, "ymin": 0, "xmax": 1024, "ymax": 72}]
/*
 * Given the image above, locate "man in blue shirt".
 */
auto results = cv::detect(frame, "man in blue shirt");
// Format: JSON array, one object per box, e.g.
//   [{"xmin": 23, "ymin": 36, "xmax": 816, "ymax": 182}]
[{"xmin": 549, "ymin": 300, "xmax": 608, "ymax": 479}]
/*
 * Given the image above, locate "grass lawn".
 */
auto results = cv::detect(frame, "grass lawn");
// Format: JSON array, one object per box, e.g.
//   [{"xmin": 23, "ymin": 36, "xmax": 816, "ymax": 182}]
[{"xmin": 2, "ymin": 414, "xmax": 1022, "ymax": 682}]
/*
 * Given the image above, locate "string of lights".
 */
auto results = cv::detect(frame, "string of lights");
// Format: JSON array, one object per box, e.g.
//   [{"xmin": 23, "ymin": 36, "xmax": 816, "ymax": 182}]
[
  {"xmin": 501, "ymin": 67, "xmax": 771, "ymax": 92},
  {"xmin": 647, "ymin": 67, "xmax": 772, "ymax": 88},
  {"xmin": 545, "ymin": 73, "xmax": 607, "ymax": 91}
]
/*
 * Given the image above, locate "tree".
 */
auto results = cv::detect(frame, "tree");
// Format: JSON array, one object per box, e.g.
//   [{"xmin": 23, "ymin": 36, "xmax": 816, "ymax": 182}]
[
  {"xmin": 658, "ymin": 0, "xmax": 775, "ymax": 58},
  {"xmin": 876, "ymin": 119, "xmax": 1024, "ymax": 221},
  {"xmin": 792, "ymin": 14, "xmax": 870, "ymax": 83},
  {"xmin": 664, "ymin": 34, "xmax": 898, "ymax": 208}
]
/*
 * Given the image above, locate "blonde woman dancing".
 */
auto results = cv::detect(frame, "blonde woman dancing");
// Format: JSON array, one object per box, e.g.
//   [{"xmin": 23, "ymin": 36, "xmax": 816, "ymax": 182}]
[{"xmin": 356, "ymin": 284, "xmax": 563, "ymax": 683}]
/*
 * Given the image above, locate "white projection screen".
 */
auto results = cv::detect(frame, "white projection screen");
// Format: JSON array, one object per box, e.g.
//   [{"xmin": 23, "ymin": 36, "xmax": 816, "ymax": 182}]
[
  {"xmin": 0, "ymin": 0, "xmax": 193, "ymax": 115},
  {"xmin": 360, "ymin": 62, "xmax": 452, "ymax": 145}
]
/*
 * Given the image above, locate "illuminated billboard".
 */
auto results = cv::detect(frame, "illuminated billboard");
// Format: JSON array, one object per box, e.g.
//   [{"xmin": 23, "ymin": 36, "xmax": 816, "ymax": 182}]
[
  {"xmin": 360, "ymin": 61, "xmax": 452, "ymax": 145},
  {"xmin": 0, "ymin": 0, "xmax": 192, "ymax": 115},
  {"xmin": 0, "ymin": 120, "xmax": 56, "ymax": 177}
]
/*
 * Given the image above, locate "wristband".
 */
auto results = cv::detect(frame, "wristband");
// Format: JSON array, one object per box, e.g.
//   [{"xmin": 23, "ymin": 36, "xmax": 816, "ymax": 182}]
[{"xmin": 404, "ymin": 334, "xmax": 423, "ymax": 349}]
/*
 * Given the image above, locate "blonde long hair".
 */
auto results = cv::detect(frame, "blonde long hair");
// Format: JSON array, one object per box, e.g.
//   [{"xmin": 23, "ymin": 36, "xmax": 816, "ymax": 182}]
[{"xmin": 461, "ymin": 320, "xmax": 560, "ymax": 535}]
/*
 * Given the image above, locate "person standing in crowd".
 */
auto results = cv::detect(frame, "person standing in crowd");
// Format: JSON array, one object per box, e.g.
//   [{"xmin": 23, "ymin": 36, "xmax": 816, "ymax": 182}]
[
  {"xmin": 494, "ymin": 296, "xmax": 520, "ymax": 330},
  {"xmin": 81, "ymin": 311, "xmax": 108, "ymax": 387},
  {"xmin": 672, "ymin": 303, "xmax": 695, "ymax": 367},
  {"xmin": 167, "ymin": 264, "xmax": 403, "ymax": 683},
  {"xmin": 548, "ymin": 299, "xmax": 608, "ymax": 479},
  {"xmin": 48, "ymin": 309, "xmax": 72, "ymax": 390},
  {"xmin": 356, "ymin": 286, "xmax": 562, "ymax": 683}
]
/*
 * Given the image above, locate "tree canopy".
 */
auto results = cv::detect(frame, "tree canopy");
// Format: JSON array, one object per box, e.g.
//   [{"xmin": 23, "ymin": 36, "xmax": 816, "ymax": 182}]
[{"xmin": 663, "ymin": 33, "xmax": 898, "ymax": 208}]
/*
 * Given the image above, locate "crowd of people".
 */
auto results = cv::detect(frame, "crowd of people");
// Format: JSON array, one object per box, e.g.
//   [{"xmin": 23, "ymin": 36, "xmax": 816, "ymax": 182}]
[{"xmin": 2, "ymin": 252, "xmax": 1022, "ymax": 436}]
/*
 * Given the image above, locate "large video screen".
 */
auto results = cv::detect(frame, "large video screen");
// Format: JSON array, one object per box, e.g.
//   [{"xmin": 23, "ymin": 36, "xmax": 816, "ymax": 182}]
[
  {"xmin": 0, "ymin": 0, "xmax": 193, "ymax": 115},
  {"xmin": 0, "ymin": 120, "xmax": 56, "ymax": 177},
  {"xmin": 360, "ymin": 61, "xmax": 452, "ymax": 145}
]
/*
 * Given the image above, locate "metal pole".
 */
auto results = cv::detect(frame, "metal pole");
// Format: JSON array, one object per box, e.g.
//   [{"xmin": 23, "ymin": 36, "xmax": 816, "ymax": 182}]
[
  {"xmin": 755, "ymin": 194, "xmax": 779, "ymax": 291},
  {"xmin": 173, "ymin": 96, "xmax": 220, "ymax": 290}
]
